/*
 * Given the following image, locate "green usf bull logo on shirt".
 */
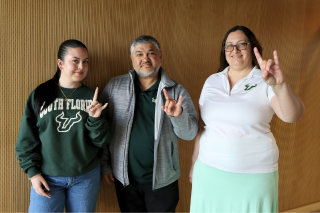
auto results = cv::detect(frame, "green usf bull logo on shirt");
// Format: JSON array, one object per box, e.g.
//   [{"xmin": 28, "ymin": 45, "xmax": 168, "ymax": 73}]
[
  {"xmin": 55, "ymin": 111, "xmax": 82, "ymax": 132},
  {"xmin": 244, "ymin": 83, "xmax": 258, "ymax": 91}
]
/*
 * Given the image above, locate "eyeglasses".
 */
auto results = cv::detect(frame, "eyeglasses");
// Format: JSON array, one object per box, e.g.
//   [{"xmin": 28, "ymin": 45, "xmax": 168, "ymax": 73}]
[{"xmin": 224, "ymin": 43, "xmax": 250, "ymax": 52}]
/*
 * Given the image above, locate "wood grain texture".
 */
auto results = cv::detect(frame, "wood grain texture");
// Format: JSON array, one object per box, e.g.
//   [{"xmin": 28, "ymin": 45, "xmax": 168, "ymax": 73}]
[{"xmin": 1, "ymin": 0, "xmax": 319, "ymax": 212}]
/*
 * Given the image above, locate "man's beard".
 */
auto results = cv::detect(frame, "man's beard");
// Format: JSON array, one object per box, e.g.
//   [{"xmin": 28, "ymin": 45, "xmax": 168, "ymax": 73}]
[{"xmin": 134, "ymin": 62, "xmax": 160, "ymax": 78}]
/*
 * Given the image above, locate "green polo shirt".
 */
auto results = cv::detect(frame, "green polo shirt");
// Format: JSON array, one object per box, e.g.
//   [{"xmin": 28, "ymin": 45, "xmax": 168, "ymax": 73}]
[{"xmin": 128, "ymin": 75, "xmax": 160, "ymax": 184}]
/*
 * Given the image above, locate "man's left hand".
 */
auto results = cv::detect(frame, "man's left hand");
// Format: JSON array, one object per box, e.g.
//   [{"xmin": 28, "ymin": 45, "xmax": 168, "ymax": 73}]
[{"xmin": 161, "ymin": 88, "xmax": 182, "ymax": 117}]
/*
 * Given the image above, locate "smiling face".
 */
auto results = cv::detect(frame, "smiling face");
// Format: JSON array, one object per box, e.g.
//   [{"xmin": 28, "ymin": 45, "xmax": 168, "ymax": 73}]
[
  {"xmin": 225, "ymin": 30, "xmax": 253, "ymax": 71},
  {"xmin": 130, "ymin": 42, "xmax": 162, "ymax": 78},
  {"xmin": 58, "ymin": 47, "xmax": 89, "ymax": 86}
]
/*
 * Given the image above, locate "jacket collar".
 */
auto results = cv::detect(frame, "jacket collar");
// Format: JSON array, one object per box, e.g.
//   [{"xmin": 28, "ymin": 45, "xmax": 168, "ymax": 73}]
[{"xmin": 129, "ymin": 67, "xmax": 176, "ymax": 87}]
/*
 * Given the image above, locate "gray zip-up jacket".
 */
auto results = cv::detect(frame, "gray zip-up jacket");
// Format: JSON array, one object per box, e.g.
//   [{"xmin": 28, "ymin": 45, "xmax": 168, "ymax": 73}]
[{"xmin": 101, "ymin": 68, "xmax": 198, "ymax": 190}]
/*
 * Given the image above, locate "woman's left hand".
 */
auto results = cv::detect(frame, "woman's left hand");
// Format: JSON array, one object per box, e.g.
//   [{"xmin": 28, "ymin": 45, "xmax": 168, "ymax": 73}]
[
  {"xmin": 88, "ymin": 88, "xmax": 108, "ymax": 117},
  {"xmin": 254, "ymin": 47, "xmax": 286, "ymax": 87}
]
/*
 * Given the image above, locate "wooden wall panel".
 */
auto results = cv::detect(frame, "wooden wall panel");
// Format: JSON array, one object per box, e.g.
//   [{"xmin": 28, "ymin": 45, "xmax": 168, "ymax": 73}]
[{"xmin": 1, "ymin": 0, "xmax": 319, "ymax": 212}]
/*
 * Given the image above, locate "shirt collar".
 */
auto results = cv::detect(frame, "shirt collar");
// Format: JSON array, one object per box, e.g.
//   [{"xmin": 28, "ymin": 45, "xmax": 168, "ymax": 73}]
[
  {"xmin": 218, "ymin": 66, "xmax": 261, "ymax": 79},
  {"xmin": 134, "ymin": 72, "xmax": 161, "ymax": 92}
]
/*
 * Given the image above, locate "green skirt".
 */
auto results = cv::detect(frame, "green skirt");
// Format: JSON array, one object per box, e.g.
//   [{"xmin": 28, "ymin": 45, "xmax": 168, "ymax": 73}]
[{"xmin": 190, "ymin": 159, "xmax": 278, "ymax": 213}]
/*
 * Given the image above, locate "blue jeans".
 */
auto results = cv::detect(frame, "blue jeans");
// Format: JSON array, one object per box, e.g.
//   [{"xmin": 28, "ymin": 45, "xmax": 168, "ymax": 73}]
[{"xmin": 29, "ymin": 166, "xmax": 100, "ymax": 213}]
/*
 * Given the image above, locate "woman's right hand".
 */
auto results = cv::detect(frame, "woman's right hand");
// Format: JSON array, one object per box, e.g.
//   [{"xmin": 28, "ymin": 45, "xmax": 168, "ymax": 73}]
[
  {"xmin": 189, "ymin": 165, "xmax": 194, "ymax": 183},
  {"xmin": 30, "ymin": 174, "xmax": 51, "ymax": 198}
]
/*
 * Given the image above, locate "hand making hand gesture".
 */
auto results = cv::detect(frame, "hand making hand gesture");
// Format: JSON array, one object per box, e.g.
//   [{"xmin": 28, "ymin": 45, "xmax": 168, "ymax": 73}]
[
  {"xmin": 161, "ymin": 88, "xmax": 183, "ymax": 117},
  {"xmin": 88, "ymin": 87, "xmax": 108, "ymax": 117},
  {"xmin": 254, "ymin": 47, "xmax": 286, "ymax": 87}
]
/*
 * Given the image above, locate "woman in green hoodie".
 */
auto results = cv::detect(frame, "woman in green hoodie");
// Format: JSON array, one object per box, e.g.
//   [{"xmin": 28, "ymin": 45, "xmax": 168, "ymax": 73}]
[{"xmin": 15, "ymin": 39, "xmax": 111, "ymax": 212}]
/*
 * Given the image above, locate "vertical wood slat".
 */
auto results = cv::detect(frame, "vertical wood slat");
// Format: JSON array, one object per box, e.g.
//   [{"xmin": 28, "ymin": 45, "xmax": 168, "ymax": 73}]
[{"xmin": 1, "ymin": 0, "xmax": 319, "ymax": 212}]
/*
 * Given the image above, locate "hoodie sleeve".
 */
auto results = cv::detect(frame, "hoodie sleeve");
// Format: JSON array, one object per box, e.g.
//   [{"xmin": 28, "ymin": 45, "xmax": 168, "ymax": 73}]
[
  {"xmin": 85, "ymin": 95, "xmax": 112, "ymax": 148},
  {"xmin": 15, "ymin": 91, "xmax": 42, "ymax": 178}
]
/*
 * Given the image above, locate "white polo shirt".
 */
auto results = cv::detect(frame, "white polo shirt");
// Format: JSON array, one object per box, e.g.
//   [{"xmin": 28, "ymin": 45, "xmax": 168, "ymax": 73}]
[{"xmin": 199, "ymin": 66, "xmax": 279, "ymax": 173}]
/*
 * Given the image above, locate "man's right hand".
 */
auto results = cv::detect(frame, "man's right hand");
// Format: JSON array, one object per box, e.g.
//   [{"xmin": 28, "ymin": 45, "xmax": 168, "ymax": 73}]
[{"xmin": 102, "ymin": 173, "xmax": 115, "ymax": 184}]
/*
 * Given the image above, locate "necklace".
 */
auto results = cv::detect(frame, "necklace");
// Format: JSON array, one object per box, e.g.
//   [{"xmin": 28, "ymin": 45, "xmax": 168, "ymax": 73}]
[{"xmin": 59, "ymin": 84, "xmax": 81, "ymax": 102}]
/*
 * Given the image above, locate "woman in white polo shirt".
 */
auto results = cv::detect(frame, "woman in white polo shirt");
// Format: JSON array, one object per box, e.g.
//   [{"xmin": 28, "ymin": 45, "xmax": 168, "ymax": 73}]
[{"xmin": 189, "ymin": 26, "xmax": 304, "ymax": 213}]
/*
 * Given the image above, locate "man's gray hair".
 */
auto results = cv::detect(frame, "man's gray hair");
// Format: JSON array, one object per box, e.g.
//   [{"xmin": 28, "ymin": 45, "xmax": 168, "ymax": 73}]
[{"xmin": 130, "ymin": 35, "xmax": 161, "ymax": 55}]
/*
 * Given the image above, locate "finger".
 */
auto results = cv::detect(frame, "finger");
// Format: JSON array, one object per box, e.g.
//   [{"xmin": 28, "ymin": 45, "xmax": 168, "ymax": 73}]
[
  {"xmin": 100, "ymin": 103, "xmax": 108, "ymax": 110},
  {"xmin": 176, "ymin": 95, "xmax": 183, "ymax": 107},
  {"xmin": 105, "ymin": 176, "xmax": 112, "ymax": 185},
  {"xmin": 163, "ymin": 88, "xmax": 171, "ymax": 100},
  {"xmin": 37, "ymin": 187, "xmax": 46, "ymax": 197},
  {"xmin": 43, "ymin": 191, "xmax": 51, "ymax": 198},
  {"xmin": 35, "ymin": 188, "xmax": 42, "ymax": 196},
  {"xmin": 33, "ymin": 187, "xmax": 41, "ymax": 195},
  {"xmin": 273, "ymin": 50, "xmax": 280, "ymax": 65},
  {"xmin": 92, "ymin": 87, "xmax": 98, "ymax": 102},
  {"xmin": 266, "ymin": 59, "xmax": 274, "ymax": 71},
  {"xmin": 90, "ymin": 103, "xmax": 102, "ymax": 112},
  {"xmin": 90, "ymin": 100, "xmax": 99, "ymax": 107},
  {"xmin": 253, "ymin": 47, "xmax": 263, "ymax": 64},
  {"xmin": 167, "ymin": 100, "xmax": 176, "ymax": 113},
  {"xmin": 87, "ymin": 101, "xmax": 99, "ymax": 111},
  {"xmin": 38, "ymin": 182, "xmax": 51, "ymax": 198},
  {"xmin": 102, "ymin": 176, "xmax": 108, "ymax": 184},
  {"xmin": 41, "ymin": 180, "xmax": 50, "ymax": 191},
  {"xmin": 164, "ymin": 99, "xmax": 170, "ymax": 111},
  {"xmin": 261, "ymin": 70, "xmax": 269, "ymax": 81},
  {"xmin": 110, "ymin": 173, "xmax": 114, "ymax": 181}
]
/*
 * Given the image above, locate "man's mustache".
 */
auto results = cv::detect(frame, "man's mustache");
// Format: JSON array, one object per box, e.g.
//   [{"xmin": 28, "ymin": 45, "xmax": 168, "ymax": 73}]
[{"xmin": 139, "ymin": 61, "xmax": 153, "ymax": 69}]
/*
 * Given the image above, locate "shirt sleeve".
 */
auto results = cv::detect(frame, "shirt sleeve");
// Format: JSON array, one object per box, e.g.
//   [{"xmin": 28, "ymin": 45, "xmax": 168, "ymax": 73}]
[
  {"xmin": 267, "ymin": 85, "xmax": 276, "ymax": 102},
  {"xmin": 15, "ymin": 91, "xmax": 42, "ymax": 178},
  {"xmin": 199, "ymin": 79, "xmax": 208, "ymax": 106}
]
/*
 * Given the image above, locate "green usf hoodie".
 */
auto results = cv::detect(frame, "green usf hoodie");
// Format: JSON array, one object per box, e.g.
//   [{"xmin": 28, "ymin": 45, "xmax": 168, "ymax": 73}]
[{"xmin": 15, "ymin": 85, "xmax": 111, "ymax": 178}]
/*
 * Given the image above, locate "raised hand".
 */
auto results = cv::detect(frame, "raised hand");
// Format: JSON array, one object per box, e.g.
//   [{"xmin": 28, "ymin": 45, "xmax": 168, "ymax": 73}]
[
  {"xmin": 254, "ymin": 47, "xmax": 286, "ymax": 87},
  {"xmin": 161, "ymin": 88, "xmax": 183, "ymax": 117},
  {"xmin": 88, "ymin": 87, "xmax": 108, "ymax": 117}
]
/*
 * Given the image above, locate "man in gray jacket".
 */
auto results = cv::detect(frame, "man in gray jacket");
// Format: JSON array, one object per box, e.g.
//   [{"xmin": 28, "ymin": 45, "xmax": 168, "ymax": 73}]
[{"xmin": 101, "ymin": 35, "xmax": 198, "ymax": 212}]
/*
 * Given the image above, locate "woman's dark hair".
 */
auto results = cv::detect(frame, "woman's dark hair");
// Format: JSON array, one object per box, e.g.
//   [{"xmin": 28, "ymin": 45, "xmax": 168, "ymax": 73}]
[
  {"xmin": 217, "ymin": 26, "xmax": 262, "ymax": 73},
  {"xmin": 34, "ymin": 39, "xmax": 87, "ymax": 116}
]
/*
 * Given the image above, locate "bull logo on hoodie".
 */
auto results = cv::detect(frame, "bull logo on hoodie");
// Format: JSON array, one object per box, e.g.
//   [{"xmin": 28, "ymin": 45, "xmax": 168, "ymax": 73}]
[{"xmin": 55, "ymin": 111, "xmax": 82, "ymax": 132}]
